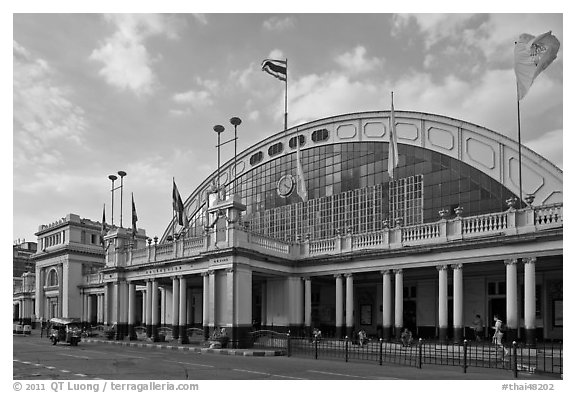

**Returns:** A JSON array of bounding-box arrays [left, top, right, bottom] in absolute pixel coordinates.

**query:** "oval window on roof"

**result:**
[[311, 128, 329, 143], [289, 135, 305, 149], [268, 142, 284, 157], [250, 151, 263, 166]]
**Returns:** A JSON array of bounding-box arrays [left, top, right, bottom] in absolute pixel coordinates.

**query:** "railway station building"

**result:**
[[30, 111, 562, 347]]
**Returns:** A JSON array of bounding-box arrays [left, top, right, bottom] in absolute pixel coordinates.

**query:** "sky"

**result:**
[[9, 8, 565, 245]]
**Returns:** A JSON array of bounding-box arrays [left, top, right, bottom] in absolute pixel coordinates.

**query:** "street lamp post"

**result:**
[[213, 125, 225, 194], [108, 171, 126, 227], [230, 117, 242, 193], [108, 175, 117, 227], [118, 171, 127, 227]]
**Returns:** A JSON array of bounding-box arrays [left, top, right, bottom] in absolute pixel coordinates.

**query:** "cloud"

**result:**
[[172, 90, 214, 108], [90, 14, 180, 96], [263, 16, 296, 31], [335, 46, 384, 75], [13, 40, 88, 172], [170, 77, 220, 113]]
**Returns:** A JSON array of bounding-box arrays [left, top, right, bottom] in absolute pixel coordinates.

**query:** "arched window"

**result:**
[[289, 135, 305, 149], [46, 269, 58, 287], [268, 142, 283, 157], [311, 128, 329, 142], [250, 151, 264, 166]]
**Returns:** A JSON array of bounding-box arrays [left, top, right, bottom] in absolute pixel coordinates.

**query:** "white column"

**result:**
[[119, 281, 128, 327], [304, 277, 312, 328], [179, 276, 187, 328], [87, 294, 94, 324], [334, 274, 343, 332], [523, 258, 537, 329], [394, 269, 403, 331], [226, 268, 235, 327], [151, 280, 159, 327], [202, 272, 210, 329], [128, 282, 136, 327], [103, 284, 110, 325], [345, 273, 354, 330], [505, 259, 518, 330], [438, 265, 448, 329], [452, 264, 463, 341], [146, 280, 152, 327], [113, 282, 120, 325], [82, 292, 88, 323], [208, 270, 216, 327], [382, 270, 392, 329], [172, 277, 180, 330]]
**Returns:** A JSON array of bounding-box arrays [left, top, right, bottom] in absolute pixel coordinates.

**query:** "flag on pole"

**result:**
[[388, 92, 399, 179], [296, 138, 308, 202], [172, 179, 189, 227], [514, 31, 560, 100], [131, 193, 138, 237], [100, 203, 107, 246], [261, 59, 287, 81]]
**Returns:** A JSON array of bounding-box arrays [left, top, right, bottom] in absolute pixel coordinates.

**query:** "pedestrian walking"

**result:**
[[471, 314, 483, 341], [492, 314, 508, 355]]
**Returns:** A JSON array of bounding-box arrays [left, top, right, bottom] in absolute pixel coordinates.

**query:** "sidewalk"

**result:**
[[81, 337, 286, 357]]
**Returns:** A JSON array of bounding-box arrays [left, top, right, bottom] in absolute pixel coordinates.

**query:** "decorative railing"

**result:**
[[309, 238, 337, 254], [118, 203, 562, 266], [154, 243, 173, 261], [462, 212, 508, 235], [246, 232, 290, 254], [184, 236, 204, 253], [352, 232, 384, 249], [534, 203, 563, 227], [402, 222, 441, 243]]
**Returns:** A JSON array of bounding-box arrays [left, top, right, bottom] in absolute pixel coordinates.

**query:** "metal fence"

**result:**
[[250, 332, 562, 378]]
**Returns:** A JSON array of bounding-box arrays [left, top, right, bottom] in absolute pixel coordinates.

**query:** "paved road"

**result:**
[[13, 334, 559, 381]]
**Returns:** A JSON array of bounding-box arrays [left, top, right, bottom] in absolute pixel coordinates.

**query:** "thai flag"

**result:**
[[261, 59, 287, 81]]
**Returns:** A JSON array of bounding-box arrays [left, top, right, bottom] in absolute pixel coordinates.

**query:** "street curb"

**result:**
[[83, 338, 285, 357]]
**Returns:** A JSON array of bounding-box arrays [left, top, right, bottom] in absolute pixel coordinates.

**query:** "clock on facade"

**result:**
[[276, 174, 295, 198]]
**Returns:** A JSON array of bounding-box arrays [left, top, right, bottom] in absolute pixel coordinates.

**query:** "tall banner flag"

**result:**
[[262, 58, 288, 130], [514, 31, 560, 100], [172, 179, 189, 227], [131, 193, 138, 237], [296, 138, 308, 202], [100, 203, 107, 247], [388, 92, 399, 179], [513, 31, 560, 208]]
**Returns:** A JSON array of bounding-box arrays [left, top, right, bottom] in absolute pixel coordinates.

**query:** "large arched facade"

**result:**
[[163, 111, 562, 242]]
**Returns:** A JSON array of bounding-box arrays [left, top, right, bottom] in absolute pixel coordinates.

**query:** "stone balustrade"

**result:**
[[119, 203, 562, 265]]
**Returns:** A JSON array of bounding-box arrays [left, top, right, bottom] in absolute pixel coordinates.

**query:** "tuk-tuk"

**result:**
[[48, 318, 82, 346]]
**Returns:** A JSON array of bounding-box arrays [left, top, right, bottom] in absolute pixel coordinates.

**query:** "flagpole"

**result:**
[[516, 92, 523, 208], [284, 58, 288, 131], [172, 177, 176, 241]]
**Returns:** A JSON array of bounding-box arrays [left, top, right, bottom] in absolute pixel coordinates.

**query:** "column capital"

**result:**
[[334, 273, 343, 279], [208, 270, 216, 276], [504, 258, 518, 266], [380, 270, 392, 276], [522, 257, 537, 265], [302, 276, 311, 281], [344, 273, 353, 278], [225, 267, 235, 274], [451, 264, 463, 270], [436, 265, 449, 271], [393, 269, 403, 275]]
